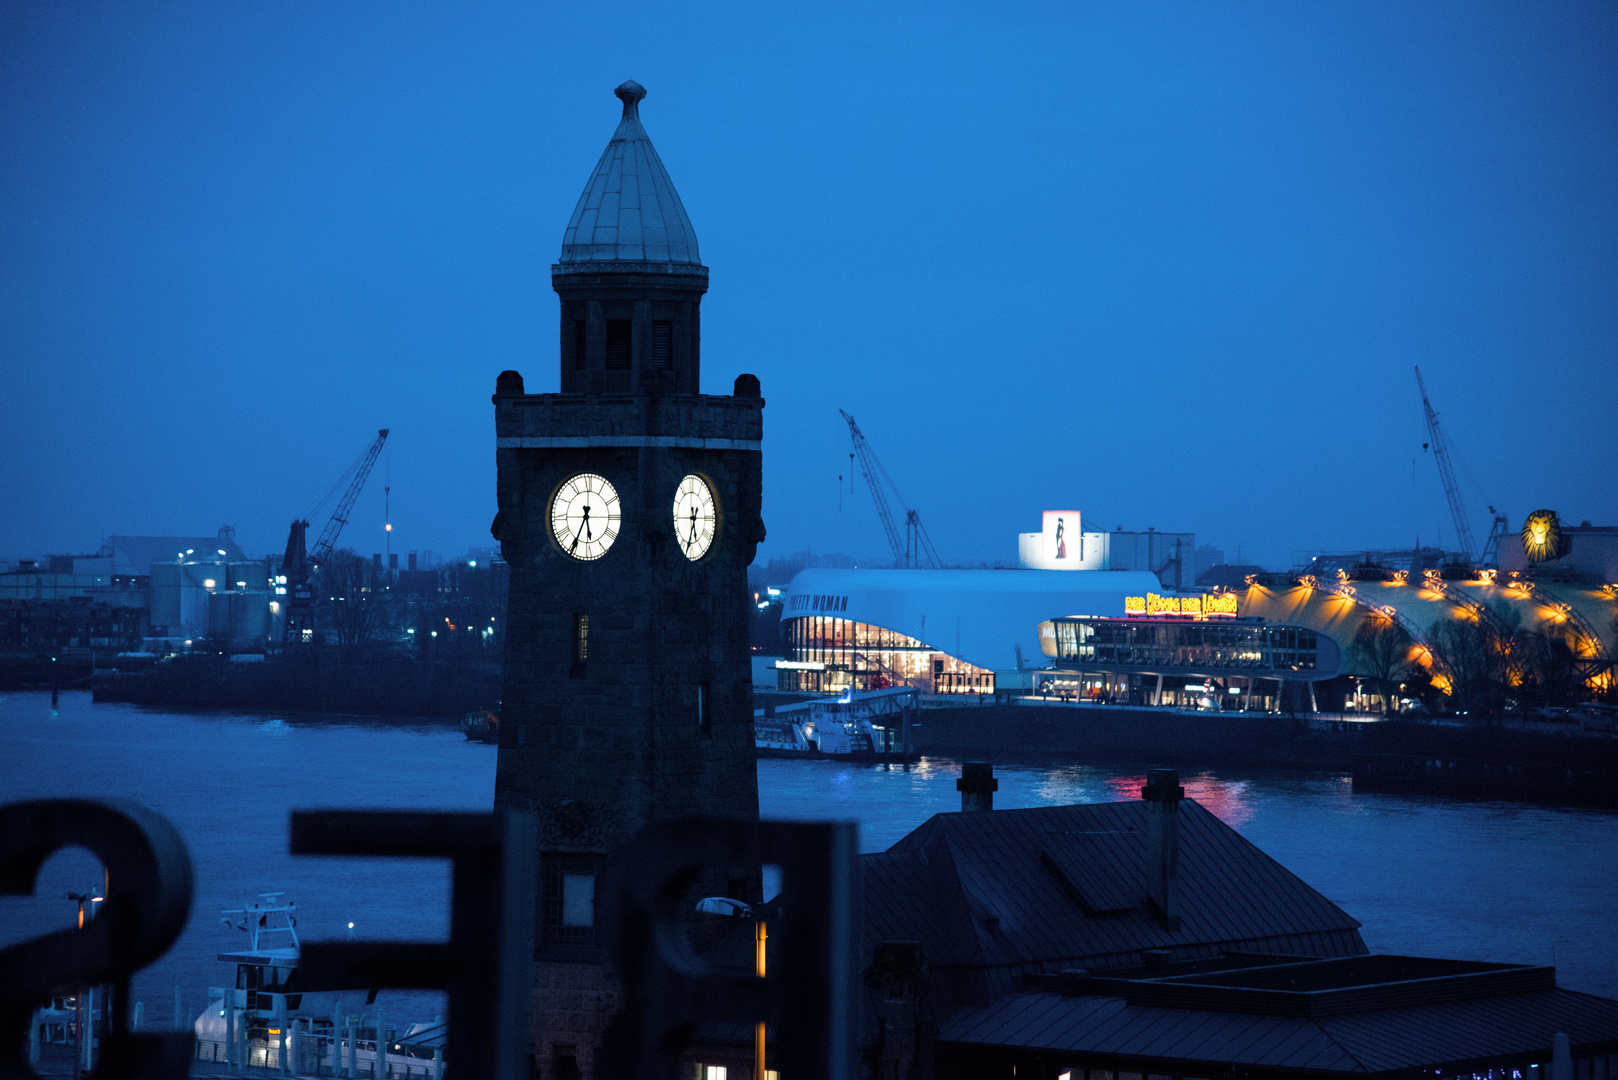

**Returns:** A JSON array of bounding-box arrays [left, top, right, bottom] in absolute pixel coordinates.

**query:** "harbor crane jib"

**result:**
[[280, 428, 389, 646], [1413, 367, 1505, 567], [840, 409, 941, 569]]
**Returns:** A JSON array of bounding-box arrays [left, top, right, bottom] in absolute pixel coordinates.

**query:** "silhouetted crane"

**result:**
[[280, 429, 389, 647], [1413, 368, 1509, 567], [840, 410, 941, 569]]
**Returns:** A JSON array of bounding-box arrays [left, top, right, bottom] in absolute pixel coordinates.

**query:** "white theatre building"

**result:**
[[776, 512, 1183, 695], [775, 512, 1348, 705]]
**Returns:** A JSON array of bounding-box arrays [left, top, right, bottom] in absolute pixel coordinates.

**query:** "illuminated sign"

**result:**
[[1148, 592, 1184, 615], [775, 660, 826, 671], [1124, 592, 1237, 617], [1042, 510, 1080, 563], [1522, 509, 1567, 563], [786, 593, 849, 613]]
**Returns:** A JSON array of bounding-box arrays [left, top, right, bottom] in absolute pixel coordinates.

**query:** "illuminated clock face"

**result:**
[[551, 473, 621, 561], [672, 474, 717, 561]]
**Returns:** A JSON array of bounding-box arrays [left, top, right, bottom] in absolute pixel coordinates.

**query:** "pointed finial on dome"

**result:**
[[557, 78, 701, 265], [615, 80, 646, 119]]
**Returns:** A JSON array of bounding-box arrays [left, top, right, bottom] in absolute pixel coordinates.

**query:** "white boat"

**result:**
[[195, 892, 447, 1077]]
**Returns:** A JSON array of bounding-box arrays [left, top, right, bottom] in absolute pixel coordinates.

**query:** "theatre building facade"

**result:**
[[775, 568, 1341, 705]]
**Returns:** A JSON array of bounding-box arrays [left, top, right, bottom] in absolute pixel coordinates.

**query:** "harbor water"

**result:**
[[2, 690, 1614, 1033]]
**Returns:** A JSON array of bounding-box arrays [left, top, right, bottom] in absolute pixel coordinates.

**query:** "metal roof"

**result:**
[[863, 800, 1366, 978], [558, 81, 702, 267], [104, 535, 250, 576], [940, 985, 1618, 1075]]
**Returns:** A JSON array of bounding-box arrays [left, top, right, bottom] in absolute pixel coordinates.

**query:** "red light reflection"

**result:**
[[1103, 773, 1253, 828]]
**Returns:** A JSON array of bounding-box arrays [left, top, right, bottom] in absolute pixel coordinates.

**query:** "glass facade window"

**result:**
[[779, 616, 993, 694], [1050, 617, 1320, 676]]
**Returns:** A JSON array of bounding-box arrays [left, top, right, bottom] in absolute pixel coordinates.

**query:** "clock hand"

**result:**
[[570, 530, 581, 553], [581, 504, 592, 541], [689, 507, 698, 544]]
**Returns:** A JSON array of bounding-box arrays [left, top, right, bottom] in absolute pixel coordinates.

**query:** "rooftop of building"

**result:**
[[864, 799, 1366, 1003], [943, 953, 1618, 1076], [557, 81, 703, 268]]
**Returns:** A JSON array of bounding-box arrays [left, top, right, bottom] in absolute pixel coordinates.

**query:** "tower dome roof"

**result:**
[[558, 81, 702, 266]]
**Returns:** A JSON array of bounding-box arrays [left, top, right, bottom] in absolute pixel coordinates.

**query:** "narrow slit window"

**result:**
[[651, 321, 673, 369], [698, 681, 712, 734], [572, 614, 588, 678], [605, 320, 632, 369], [573, 320, 588, 370]]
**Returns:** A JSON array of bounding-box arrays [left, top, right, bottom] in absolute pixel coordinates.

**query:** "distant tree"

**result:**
[[316, 549, 389, 655], [1427, 603, 1523, 721], [394, 561, 506, 663], [1347, 617, 1417, 715], [1514, 626, 1582, 709]]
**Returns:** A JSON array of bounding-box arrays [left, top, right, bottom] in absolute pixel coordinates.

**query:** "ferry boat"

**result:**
[[755, 686, 919, 762], [461, 708, 499, 743], [195, 893, 447, 1076]]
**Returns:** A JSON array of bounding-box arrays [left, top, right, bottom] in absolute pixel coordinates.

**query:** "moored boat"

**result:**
[[196, 893, 447, 1076], [461, 708, 499, 743], [755, 686, 919, 762]]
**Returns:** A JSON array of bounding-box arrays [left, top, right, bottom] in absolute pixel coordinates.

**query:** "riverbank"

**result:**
[[90, 654, 499, 718], [911, 701, 1618, 805]]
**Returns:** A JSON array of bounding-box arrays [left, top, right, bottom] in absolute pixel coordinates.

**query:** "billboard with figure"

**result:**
[[1042, 511, 1080, 563]]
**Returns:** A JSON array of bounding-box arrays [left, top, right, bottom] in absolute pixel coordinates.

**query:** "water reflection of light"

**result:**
[[1106, 774, 1146, 802], [1033, 764, 1114, 806], [1103, 772, 1254, 828]]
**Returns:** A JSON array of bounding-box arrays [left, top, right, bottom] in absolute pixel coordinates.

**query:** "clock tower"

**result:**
[[491, 81, 765, 1080]]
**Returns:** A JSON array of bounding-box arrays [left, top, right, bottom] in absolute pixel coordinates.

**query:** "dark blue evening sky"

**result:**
[[2, 2, 1614, 570]]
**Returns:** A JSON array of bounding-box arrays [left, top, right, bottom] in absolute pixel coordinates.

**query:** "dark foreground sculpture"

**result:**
[[0, 800, 857, 1080]]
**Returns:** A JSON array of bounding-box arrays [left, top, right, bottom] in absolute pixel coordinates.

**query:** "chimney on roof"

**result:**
[[1142, 767, 1184, 930], [957, 762, 998, 812]]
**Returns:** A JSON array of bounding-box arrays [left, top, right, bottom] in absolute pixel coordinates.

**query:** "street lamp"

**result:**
[[695, 895, 771, 1080], [65, 890, 103, 1078], [65, 891, 103, 929]]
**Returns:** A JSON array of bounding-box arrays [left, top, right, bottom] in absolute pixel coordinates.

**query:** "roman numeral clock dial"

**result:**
[[551, 473, 621, 561], [673, 474, 717, 561]]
